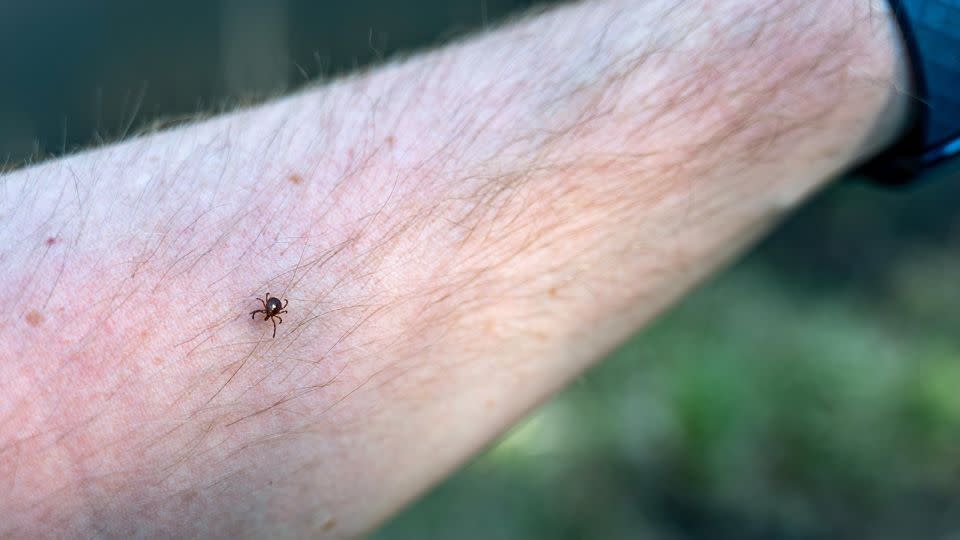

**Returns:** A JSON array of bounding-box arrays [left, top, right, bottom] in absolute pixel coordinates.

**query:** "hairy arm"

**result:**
[[0, 0, 908, 536]]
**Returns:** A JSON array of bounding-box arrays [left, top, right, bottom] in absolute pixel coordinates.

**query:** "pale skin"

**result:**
[[0, 0, 910, 537]]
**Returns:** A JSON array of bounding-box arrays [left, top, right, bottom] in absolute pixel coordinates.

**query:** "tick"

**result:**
[[250, 292, 288, 338]]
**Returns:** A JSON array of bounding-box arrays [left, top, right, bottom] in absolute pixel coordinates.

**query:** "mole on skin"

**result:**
[[25, 310, 45, 327]]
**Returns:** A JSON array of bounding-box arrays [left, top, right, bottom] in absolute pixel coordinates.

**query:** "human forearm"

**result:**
[[0, 0, 907, 536]]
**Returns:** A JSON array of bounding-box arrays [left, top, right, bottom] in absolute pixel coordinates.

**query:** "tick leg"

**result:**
[[275, 316, 283, 325], [281, 299, 288, 310], [271, 318, 277, 338], [250, 309, 264, 319]]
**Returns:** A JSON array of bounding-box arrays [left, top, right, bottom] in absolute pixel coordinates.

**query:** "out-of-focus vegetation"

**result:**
[[4, 2, 960, 538]]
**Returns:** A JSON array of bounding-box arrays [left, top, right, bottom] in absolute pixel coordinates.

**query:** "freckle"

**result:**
[[153, 356, 163, 366], [25, 310, 44, 327], [385, 135, 396, 148], [548, 287, 559, 297], [321, 518, 336, 532], [140, 329, 151, 339], [347, 148, 355, 160], [485, 399, 495, 410], [45, 237, 58, 246], [288, 173, 304, 185]]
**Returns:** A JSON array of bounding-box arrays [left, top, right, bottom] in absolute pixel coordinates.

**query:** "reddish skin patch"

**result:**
[[45, 237, 58, 246], [288, 173, 304, 185], [482, 320, 497, 335], [25, 310, 44, 327], [152, 356, 163, 366]]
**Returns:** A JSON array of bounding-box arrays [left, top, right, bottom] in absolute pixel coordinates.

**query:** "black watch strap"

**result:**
[[864, 0, 960, 184]]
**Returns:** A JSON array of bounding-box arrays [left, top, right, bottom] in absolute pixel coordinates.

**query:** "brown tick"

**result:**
[[250, 292, 288, 338]]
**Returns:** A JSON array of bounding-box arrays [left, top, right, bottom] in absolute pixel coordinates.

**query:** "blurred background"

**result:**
[[3, 1, 960, 538]]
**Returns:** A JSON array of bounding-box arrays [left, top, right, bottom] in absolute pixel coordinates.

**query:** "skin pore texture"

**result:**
[[0, 0, 909, 537]]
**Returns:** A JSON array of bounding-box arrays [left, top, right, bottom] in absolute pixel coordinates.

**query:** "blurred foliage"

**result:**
[[3, 2, 960, 539]]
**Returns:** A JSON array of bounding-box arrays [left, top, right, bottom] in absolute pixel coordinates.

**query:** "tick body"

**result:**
[[250, 292, 288, 338]]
